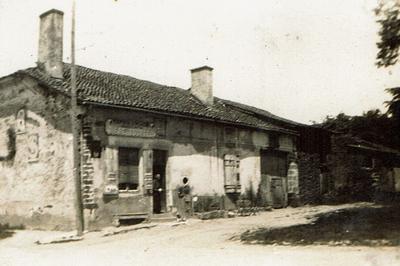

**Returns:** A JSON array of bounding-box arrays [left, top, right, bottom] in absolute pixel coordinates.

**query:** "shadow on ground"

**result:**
[[0, 225, 14, 240], [240, 205, 400, 246], [0, 223, 25, 240]]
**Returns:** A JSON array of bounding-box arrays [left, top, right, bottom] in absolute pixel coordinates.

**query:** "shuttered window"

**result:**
[[118, 147, 139, 190], [224, 154, 240, 189]]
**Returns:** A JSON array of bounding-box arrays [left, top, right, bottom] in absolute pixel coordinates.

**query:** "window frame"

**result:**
[[118, 147, 140, 192]]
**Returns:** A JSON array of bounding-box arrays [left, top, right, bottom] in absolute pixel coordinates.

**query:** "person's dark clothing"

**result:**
[[178, 183, 192, 219], [153, 178, 162, 213]]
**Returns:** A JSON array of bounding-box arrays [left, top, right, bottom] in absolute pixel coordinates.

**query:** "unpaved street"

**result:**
[[1, 203, 399, 266]]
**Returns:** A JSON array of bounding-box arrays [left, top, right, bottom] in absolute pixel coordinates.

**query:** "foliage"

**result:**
[[320, 109, 400, 148], [385, 87, 400, 121], [374, 1, 400, 146], [193, 195, 223, 212], [376, 0, 400, 67]]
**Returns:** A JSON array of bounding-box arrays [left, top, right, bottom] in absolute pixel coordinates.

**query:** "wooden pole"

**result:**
[[71, 0, 84, 236]]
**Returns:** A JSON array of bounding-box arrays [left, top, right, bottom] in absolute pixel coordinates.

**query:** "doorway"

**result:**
[[260, 150, 288, 208], [152, 150, 167, 214]]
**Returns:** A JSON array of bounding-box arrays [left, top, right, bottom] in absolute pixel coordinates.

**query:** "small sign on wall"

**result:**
[[27, 133, 39, 162], [104, 184, 119, 196]]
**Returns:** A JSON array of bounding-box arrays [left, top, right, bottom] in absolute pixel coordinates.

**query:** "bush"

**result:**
[[193, 195, 223, 212]]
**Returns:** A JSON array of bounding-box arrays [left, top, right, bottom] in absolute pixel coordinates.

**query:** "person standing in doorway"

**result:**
[[177, 177, 192, 221], [153, 174, 163, 213]]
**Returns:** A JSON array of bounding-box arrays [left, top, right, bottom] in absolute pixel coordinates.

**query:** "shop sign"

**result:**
[[105, 119, 157, 138]]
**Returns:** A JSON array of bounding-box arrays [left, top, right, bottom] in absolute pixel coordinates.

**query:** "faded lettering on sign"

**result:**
[[105, 119, 158, 138]]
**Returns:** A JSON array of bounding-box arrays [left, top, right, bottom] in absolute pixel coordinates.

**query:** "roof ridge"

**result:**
[[13, 63, 300, 134], [61, 62, 189, 93], [216, 97, 305, 126]]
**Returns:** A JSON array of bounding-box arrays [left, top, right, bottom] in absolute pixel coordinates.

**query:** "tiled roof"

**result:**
[[19, 63, 297, 134], [219, 98, 305, 127]]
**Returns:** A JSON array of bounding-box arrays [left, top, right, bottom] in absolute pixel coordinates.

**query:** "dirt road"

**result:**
[[1, 203, 399, 266]]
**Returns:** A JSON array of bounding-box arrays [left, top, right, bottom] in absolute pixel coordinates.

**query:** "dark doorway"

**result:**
[[260, 150, 288, 208], [153, 150, 167, 213]]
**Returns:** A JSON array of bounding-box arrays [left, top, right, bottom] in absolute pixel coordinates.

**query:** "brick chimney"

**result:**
[[190, 66, 214, 105], [38, 9, 64, 79]]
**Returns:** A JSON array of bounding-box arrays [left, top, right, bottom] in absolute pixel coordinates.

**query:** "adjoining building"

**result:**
[[0, 9, 321, 230], [325, 136, 400, 202]]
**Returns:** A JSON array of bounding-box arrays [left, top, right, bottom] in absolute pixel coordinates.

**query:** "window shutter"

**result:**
[[224, 154, 241, 193], [143, 149, 153, 194]]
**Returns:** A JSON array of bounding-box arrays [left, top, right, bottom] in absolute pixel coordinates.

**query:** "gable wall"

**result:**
[[0, 77, 75, 230]]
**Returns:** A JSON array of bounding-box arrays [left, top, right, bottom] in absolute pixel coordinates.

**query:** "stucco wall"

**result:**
[[83, 106, 296, 228], [0, 80, 297, 230], [0, 75, 298, 230], [87, 107, 274, 198], [0, 77, 75, 230]]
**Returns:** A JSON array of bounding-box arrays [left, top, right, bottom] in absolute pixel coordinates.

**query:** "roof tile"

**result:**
[[20, 63, 298, 134]]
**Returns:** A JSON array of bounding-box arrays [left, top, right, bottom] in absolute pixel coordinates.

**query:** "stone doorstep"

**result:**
[[150, 213, 177, 223]]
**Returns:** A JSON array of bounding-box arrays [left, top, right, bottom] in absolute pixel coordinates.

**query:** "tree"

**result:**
[[376, 0, 400, 67], [376, 1, 400, 139], [385, 87, 400, 120], [320, 2, 400, 148], [320, 109, 399, 148]]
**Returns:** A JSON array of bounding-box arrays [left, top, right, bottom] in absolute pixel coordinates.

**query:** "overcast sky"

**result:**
[[1, 0, 400, 124]]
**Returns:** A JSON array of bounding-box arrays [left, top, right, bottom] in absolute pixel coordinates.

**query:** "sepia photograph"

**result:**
[[0, 0, 400, 265]]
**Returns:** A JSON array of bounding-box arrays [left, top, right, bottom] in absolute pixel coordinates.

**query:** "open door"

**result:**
[[152, 150, 167, 213]]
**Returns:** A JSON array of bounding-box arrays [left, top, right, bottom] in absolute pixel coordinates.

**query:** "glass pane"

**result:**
[[118, 148, 139, 190]]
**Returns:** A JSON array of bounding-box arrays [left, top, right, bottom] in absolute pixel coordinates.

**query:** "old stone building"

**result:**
[[0, 9, 315, 230]]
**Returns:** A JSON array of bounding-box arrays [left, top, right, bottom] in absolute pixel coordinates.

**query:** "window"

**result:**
[[261, 150, 287, 177], [118, 147, 139, 190], [224, 127, 237, 148], [224, 154, 241, 193]]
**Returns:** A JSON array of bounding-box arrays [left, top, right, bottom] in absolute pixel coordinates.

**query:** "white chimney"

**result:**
[[38, 9, 64, 79], [190, 66, 214, 105]]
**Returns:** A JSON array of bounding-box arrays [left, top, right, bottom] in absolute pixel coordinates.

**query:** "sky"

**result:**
[[1, 0, 400, 124]]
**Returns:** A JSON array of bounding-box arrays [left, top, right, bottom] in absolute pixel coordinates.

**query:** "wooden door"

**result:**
[[260, 150, 288, 208]]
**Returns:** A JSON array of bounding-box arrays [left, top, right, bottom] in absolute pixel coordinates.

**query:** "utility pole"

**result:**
[[71, 0, 84, 236]]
